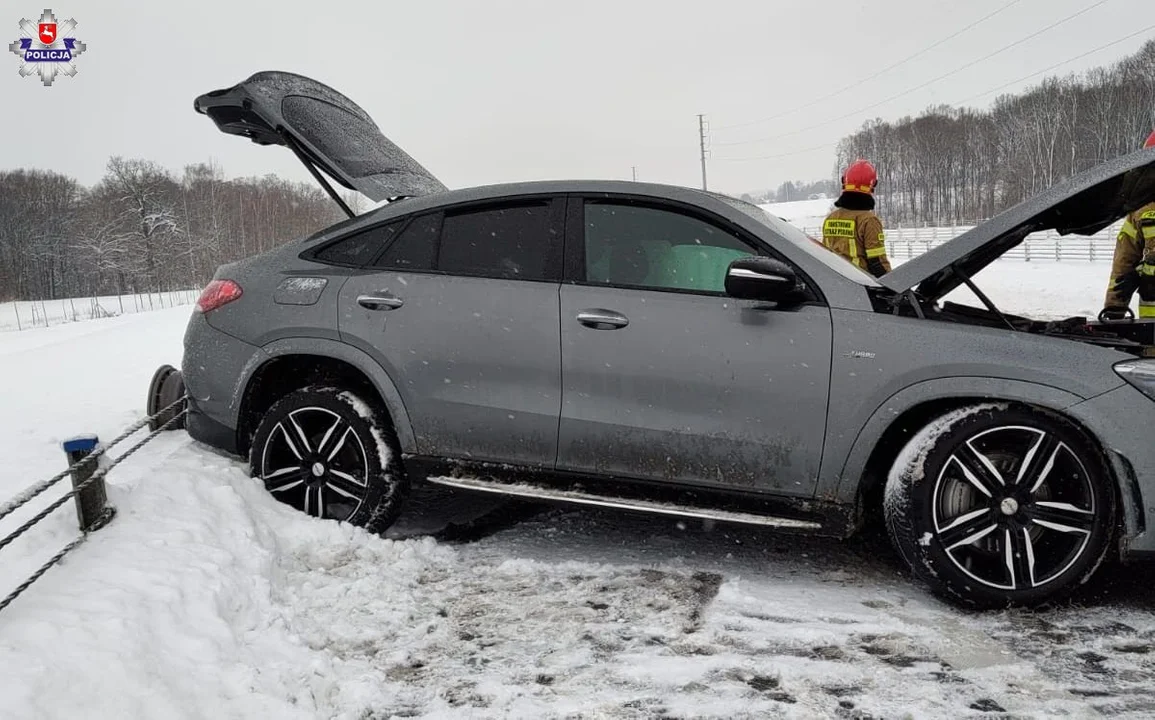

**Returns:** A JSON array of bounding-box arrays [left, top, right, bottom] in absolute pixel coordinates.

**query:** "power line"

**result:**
[[954, 21, 1155, 105], [714, 0, 1025, 133], [714, 141, 839, 163], [713, 20, 1155, 165], [715, 0, 1116, 149]]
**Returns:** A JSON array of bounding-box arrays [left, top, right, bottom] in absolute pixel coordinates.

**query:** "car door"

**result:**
[[557, 196, 833, 497], [338, 196, 565, 468]]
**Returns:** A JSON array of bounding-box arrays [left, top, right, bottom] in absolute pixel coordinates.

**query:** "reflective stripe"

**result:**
[[1122, 220, 1138, 240], [866, 246, 887, 258], [1140, 302, 1155, 318], [1143, 224, 1155, 241], [1139, 264, 1155, 277], [843, 183, 873, 193]]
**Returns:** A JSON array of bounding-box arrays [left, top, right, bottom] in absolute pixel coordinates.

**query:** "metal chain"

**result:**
[[0, 395, 187, 523], [0, 409, 187, 555], [0, 535, 86, 614]]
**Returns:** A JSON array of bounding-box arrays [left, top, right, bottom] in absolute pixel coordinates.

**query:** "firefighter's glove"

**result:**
[[1138, 260, 1155, 287], [1099, 305, 1133, 321], [1112, 269, 1142, 299]]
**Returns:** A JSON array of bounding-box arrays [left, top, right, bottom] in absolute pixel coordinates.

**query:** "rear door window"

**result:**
[[437, 200, 563, 281]]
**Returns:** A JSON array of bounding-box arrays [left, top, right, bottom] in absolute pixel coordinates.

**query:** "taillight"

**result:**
[[196, 279, 243, 313]]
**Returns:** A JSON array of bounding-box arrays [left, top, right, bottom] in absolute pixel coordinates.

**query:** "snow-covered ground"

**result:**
[[760, 198, 836, 230], [938, 260, 1112, 320], [2, 260, 1154, 719]]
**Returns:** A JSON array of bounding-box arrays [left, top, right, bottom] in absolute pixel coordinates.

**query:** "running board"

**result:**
[[425, 475, 824, 530]]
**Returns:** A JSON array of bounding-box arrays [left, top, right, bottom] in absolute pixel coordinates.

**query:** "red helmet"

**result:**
[[842, 159, 878, 194], [1146, 129, 1155, 149]]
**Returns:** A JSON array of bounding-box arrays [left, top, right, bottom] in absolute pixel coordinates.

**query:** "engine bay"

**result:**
[[936, 301, 1155, 354], [872, 285, 1155, 357]]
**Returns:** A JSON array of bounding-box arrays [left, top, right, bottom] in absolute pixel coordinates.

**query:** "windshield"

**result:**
[[712, 194, 881, 286]]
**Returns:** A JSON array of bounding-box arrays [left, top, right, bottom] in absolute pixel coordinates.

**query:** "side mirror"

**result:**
[[724, 256, 802, 302]]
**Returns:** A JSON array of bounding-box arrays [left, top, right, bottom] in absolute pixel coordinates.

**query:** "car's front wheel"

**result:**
[[884, 403, 1116, 609], [249, 386, 408, 533]]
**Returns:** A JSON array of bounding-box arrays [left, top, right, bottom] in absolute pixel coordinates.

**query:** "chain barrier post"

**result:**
[[62, 435, 115, 532]]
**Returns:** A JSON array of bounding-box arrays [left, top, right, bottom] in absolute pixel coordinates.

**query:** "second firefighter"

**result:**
[[1102, 130, 1155, 319]]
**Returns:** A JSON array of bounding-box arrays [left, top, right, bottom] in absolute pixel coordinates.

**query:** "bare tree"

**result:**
[[829, 39, 1155, 227], [2, 157, 346, 302], [102, 157, 183, 294], [0, 169, 80, 300], [70, 185, 139, 296]]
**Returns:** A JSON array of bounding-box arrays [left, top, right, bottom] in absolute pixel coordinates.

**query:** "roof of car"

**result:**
[[314, 180, 734, 239], [307, 180, 733, 244], [390, 179, 716, 209]]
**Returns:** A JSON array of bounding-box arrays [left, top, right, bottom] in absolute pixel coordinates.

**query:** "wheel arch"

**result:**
[[235, 337, 415, 457], [835, 378, 1141, 547]]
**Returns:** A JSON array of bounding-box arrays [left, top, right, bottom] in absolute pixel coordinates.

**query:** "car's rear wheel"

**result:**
[[884, 403, 1116, 609], [249, 386, 408, 533]]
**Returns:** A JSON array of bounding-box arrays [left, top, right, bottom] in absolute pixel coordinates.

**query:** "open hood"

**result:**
[[194, 71, 447, 207], [879, 147, 1155, 299]]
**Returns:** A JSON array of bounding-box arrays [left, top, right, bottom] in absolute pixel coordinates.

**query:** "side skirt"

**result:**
[[403, 456, 856, 538]]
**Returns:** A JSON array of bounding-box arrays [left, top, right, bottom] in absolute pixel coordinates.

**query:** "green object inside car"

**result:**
[[654, 245, 749, 291], [588, 240, 749, 292]]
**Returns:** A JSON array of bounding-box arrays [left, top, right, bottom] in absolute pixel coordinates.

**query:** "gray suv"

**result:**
[[173, 71, 1155, 609]]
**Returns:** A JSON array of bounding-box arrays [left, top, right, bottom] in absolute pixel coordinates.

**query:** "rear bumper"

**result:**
[[186, 397, 239, 456], [181, 310, 261, 457], [1066, 384, 1155, 554]]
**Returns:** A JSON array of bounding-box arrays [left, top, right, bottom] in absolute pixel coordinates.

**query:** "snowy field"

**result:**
[[0, 289, 200, 332], [761, 198, 837, 230], [2, 260, 1155, 719]]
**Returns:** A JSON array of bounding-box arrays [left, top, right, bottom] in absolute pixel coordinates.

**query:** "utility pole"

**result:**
[[698, 114, 708, 191], [631, 166, 637, 181]]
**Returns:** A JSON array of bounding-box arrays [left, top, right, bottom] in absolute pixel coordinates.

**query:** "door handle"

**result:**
[[576, 309, 629, 329], [357, 293, 404, 310]]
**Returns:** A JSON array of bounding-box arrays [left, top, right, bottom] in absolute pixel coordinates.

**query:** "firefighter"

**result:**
[[822, 159, 892, 277], [1101, 130, 1155, 320]]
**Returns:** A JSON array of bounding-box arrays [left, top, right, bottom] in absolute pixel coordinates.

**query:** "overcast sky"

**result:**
[[2, 0, 1152, 198]]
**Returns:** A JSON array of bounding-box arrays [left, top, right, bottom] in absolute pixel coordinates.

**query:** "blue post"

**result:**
[[62, 435, 114, 532]]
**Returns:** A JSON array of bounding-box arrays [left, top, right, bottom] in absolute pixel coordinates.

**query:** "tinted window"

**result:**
[[584, 202, 756, 293], [313, 222, 400, 266], [438, 201, 559, 281], [374, 213, 440, 270]]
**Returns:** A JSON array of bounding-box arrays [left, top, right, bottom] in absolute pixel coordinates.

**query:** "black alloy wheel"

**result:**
[[885, 404, 1115, 609], [249, 386, 408, 532]]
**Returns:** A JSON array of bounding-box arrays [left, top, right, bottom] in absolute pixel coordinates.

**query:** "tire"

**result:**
[[883, 402, 1116, 609], [147, 364, 187, 432], [248, 386, 409, 533]]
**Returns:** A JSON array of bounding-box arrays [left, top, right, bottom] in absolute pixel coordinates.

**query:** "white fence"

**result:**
[[799, 219, 1127, 263], [0, 290, 201, 332]]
